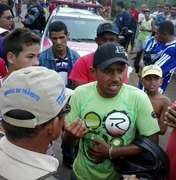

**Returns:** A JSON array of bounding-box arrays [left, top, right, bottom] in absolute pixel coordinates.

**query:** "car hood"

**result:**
[[67, 41, 97, 56]]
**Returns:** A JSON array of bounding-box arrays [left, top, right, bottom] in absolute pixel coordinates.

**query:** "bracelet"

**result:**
[[109, 146, 113, 160]]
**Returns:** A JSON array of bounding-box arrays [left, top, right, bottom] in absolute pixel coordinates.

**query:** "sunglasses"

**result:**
[[57, 104, 71, 117]]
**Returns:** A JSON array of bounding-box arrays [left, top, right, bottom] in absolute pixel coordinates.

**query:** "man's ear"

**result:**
[[95, 37, 98, 43], [90, 67, 97, 77], [45, 118, 57, 137], [140, 78, 144, 85], [6, 52, 16, 65], [67, 32, 70, 39]]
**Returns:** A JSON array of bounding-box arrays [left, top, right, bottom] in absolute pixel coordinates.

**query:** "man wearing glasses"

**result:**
[[0, 3, 13, 58], [0, 66, 73, 179]]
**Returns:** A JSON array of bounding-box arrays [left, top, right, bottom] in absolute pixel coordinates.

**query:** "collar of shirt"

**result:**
[[0, 136, 59, 172]]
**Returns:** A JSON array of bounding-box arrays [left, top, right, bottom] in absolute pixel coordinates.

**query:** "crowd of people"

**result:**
[[0, 0, 176, 180]]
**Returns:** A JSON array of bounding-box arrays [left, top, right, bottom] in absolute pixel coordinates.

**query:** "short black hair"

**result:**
[[131, 1, 136, 4], [49, 21, 68, 35], [2, 109, 54, 140], [164, 4, 171, 9], [0, 3, 12, 17], [3, 28, 40, 66], [116, 1, 124, 8], [158, 21, 174, 35]]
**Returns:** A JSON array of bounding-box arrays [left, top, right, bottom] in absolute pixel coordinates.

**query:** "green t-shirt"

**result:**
[[138, 19, 153, 42], [66, 82, 160, 180]]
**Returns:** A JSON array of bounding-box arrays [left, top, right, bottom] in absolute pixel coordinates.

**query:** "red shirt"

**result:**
[[128, 9, 140, 23], [69, 52, 128, 84], [49, 4, 55, 14], [166, 129, 176, 180], [106, 0, 112, 7], [0, 58, 7, 78]]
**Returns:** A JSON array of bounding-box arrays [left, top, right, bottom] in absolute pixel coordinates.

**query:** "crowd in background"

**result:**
[[0, 0, 176, 180]]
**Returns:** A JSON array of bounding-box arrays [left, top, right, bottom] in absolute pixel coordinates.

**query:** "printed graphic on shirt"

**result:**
[[104, 110, 130, 136], [55, 58, 68, 85], [82, 110, 130, 162], [84, 112, 101, 129]]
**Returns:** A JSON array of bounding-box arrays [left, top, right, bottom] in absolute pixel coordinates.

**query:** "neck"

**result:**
[[53, 48, 67, 59], [6, 67, 14, 78], [164, 36, 175, 44], [118, 9, 124, 14], [146, 91, 159, 97], [7, 134, 50, 154]]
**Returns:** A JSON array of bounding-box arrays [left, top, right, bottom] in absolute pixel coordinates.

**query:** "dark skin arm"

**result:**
[[88, 133, 158, 163], [164, 103, 176, 129], [158, 99, 171, 135], [63, 119, 93, 145]]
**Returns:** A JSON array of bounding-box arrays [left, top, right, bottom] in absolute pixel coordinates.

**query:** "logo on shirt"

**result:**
[[104, 110, 130, 136]]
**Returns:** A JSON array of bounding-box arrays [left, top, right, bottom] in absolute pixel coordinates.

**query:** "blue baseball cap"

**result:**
[[97, 22, 119, 36]]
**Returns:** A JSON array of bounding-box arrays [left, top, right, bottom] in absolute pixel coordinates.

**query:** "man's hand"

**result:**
[[164, 103, 176, 128], [64, 119, 93, 139], [88, 138, 110, 163]]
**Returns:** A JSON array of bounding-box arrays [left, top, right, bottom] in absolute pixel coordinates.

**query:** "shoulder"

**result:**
[[124, 11, 130, 16], [40, 47, 53, 56], [75, 53, 93, 64], [160, 95, 171, 104], [162, 41, 176, 54], [68, 48, 80, 58], [30, 5, 40, 12], [123, 84, 148, 98], [39, 47, 54, 62], [74, 82, 96, 94]]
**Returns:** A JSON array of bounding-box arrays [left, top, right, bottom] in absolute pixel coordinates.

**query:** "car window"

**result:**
[[50, 16, 104, 41]]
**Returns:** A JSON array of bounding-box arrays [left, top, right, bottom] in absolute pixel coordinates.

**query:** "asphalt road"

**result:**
[[13, 4, 176, 180]]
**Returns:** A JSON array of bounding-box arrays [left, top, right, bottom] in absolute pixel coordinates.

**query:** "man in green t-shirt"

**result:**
[[63, 43, 159, 180]]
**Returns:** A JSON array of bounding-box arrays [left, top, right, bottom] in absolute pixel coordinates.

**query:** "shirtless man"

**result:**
[[141, 65, 171, 134]]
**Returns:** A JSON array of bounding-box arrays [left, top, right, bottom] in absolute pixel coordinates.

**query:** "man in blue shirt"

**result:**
[[115, 1, 133, 51], [139, 21, 176, 93], [21, 0, 46, 36], [39, 21, 80, 89], [0, 4, 13, 58]]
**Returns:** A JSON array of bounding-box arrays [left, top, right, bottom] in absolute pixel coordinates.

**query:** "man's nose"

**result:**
[[33, 59, 39, 66]]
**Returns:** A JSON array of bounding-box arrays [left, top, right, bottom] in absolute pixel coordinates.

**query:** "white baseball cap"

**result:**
[[0, 66, 73, 128], [142, 65, 162, 78]]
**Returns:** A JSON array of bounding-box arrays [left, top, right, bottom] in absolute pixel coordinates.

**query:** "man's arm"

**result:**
[[21, 6, 40, 26], [123, 12, 132, 27], [164, 102, 176, 128], [158, 98, 171, 135], [63, 119, 93, 145], [88, 133, 158, 163]]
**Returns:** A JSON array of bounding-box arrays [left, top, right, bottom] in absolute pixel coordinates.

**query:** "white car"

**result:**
[[40, 0, 106, 56]]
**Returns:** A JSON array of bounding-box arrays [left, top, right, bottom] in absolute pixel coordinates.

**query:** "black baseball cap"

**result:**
[[93, 43, 129, 70], [96, 22, 119, 37]]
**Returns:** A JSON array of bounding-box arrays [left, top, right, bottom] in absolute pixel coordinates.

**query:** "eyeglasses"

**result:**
[[1, 16, 13, 20], [57, 104, 71, 117]]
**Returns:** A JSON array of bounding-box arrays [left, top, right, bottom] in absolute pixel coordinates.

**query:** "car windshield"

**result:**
[[50, 16, 104, 41]]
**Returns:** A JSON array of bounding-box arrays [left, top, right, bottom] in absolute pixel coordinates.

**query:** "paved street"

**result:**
[[13, 4, 176, 180]]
